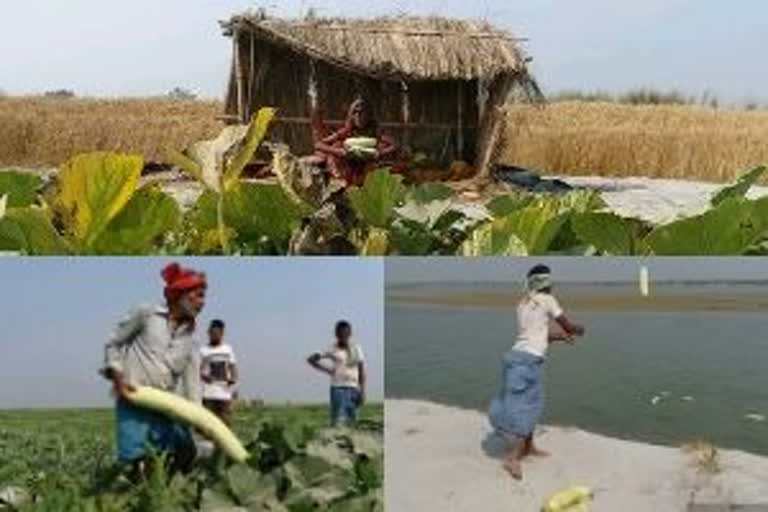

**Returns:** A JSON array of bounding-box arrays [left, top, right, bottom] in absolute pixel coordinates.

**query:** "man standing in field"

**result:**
[[100, 262, 206, 481], [200, 319, 238, 426], [307, 320, 367, 427]]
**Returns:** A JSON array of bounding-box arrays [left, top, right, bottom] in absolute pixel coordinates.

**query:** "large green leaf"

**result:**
[[459, 221, 528, 256], [0, 172, 42, 207], [711, 165, 766, 206], [406, 183, 453, 204], [284, 456, 351, 495], [328, 494, 382, 512], [554, 189, 607, 213], [90, 186, 180, 255], [491, 200, 569, 254], [572, 212, 651, 255], [55, 152, 143, 246], [0, 208, 71, 255], [347, 169, 406, 229], [226, 465, 280, 507], [389, 221, 436, 255], [742, 196, 768, 252], [226, 183, 307, 254], [645, 198, 765, 255], [186, 184, 306, 254], [485, 194, 533, 218], [394, 199, 453, 230]]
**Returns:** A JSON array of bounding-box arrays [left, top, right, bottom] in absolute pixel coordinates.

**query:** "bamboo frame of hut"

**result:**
[[220, 14, 543, 176]]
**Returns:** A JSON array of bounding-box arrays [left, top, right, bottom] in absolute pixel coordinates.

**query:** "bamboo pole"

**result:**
[[401, 80, 411, 155], [457, 81, 464, 160], [234, 30, 245, 123], [475, 75, 513, 178], [308, 60, 318, 113], [247, 33, 255, 121]]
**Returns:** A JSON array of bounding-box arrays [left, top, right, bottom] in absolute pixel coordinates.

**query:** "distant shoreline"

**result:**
[[388, 279, 768, 288], [387, 286, 768, 313]]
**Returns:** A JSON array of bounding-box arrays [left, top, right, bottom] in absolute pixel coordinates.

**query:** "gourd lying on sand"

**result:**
[[125, 386, 249, 463], [542, 486, 593, 512]]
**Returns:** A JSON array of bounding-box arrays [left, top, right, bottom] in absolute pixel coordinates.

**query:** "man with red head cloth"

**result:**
[[101, 262, 207, 481]]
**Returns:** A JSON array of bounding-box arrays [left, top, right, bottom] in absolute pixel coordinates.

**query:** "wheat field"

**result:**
[[0, 97, 221, 166], [501, 102, 768, 182], [2, 97, 767, 183]]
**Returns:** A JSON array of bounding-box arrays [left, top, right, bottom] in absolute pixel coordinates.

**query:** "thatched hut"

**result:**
[[220, 12, 542, 175]]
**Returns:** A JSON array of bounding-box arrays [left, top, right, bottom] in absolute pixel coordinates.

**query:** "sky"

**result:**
[[386, 257, 768, 284], [1, 0, 766, 103], [0, 258, 383, 409]]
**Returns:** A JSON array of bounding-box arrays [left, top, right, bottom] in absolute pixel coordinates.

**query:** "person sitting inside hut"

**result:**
[[310, 98, 397, 186]]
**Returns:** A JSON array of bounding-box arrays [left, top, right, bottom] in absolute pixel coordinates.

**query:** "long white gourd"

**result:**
[[125, 386, 249, 463], [344, 137, 377, 149]]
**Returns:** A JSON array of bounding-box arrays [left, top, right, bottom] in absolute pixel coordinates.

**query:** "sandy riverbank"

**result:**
[[385, 400, 768, 512]]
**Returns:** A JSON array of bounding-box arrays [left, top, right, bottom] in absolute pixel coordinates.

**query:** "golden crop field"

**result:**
[[2, 96, 767, 183], [501, 101, 768, 183], [0, 97, 221, 167]]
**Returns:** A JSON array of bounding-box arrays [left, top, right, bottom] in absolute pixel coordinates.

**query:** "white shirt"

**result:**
[[323, 344, 365, 389], [512, 293, 564, 358], [200, 343, 237, 401]]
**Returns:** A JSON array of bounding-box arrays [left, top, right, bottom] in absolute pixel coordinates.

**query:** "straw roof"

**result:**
[[221, 13, 528, 81]]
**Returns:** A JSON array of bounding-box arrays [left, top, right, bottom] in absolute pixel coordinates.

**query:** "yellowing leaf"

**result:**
[[55, 152, 143, 246], [361, 228, 390, 255], [186, 125, 249, 192], [197, 227, 237, 254], [223, 107, 277, 191], [165, 148, 204, 184]]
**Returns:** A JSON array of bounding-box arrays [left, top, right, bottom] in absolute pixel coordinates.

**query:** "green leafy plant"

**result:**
[[711, 165, 766, 206], [571, 212, 651, 255], [645, 197, 768, 255], [0, 405, 383, 511], [0, 171, 42, 208], [0, 154, 180, 255], [347, 169, 407, 255], [168, 107, 277, 253]]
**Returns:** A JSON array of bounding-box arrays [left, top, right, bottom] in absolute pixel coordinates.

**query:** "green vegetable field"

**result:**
[[0, 404, 383, 511]]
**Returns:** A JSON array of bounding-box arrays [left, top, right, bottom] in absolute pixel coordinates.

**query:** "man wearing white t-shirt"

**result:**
[[200, 319, 238, 425], [489, 264, 585, 480], [307, 320, 367, 426]]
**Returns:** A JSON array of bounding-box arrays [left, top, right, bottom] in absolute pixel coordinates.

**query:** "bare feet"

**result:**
[[523, 445, 550, 458], [502, 458, 523, 480]]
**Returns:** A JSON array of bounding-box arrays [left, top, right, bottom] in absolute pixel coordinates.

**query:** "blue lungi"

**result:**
[[115, 399, 194, 464], [488, 349, 545, 439]]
